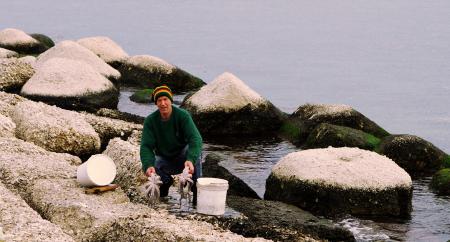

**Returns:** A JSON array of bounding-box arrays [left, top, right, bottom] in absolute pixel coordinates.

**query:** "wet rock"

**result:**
[[181, 72, 286, 137], [226, 195, 355, 242], [282, 103, 389, 145], [77, 36, 128, 67], [430, 168, 450, 195], [80, 112, 142, 148], [203, 153, 260, 199], [130, 88, 153, 103], [21, 57, 119, 111], [0, 47, 19, 58], [0, 58, 35, 92], [0, 182, 74, 242], [378, 134, 447, 176], [304, 123, 381, 150], [29, 33, 55, 50], [0, 28, 46, 54], [11, 100, 100, 156], [265, 147, 412, 218], [117, 54, 205, 93], [95, 107, 145, 124], [0, 137, 77, 193], [36, 40, 120, 81], [0, 113, 15, 137]]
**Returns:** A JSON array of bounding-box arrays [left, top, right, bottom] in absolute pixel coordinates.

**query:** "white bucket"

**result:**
[[196, 177, 229, 215], [77, 154, 116, 187]]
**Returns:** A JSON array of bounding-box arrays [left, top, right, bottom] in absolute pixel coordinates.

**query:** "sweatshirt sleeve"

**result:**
[[181, 112, 203, 164], [140, 118, 156, 172]]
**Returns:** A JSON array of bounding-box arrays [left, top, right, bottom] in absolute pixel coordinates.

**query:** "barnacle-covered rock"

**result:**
[[80, 112, 142, 148], [117, 54, 205, 93], [0, 47, 19, 58], [0, 91, 27, 117], [0, 28, 45, 54], [11, 100, 100, 156], [0, 58, 34, 92], [378, 134, 448, 175], [21, 57, 119, 111], [0, 182, 74, 242], [77, 36, 128, 67], [182, 72, 286, 137], [36, 40, 120, 80], [265, 147, 412, 218], [0, 113, 15, 137], [282, 103, 389, 145]]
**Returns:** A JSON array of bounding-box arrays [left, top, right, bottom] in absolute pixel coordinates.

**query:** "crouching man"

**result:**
[[140, 85, 203, 204]]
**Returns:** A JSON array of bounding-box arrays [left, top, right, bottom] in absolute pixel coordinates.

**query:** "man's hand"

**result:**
[[184, 161, 194, 174], [145, 167, 156, 177]]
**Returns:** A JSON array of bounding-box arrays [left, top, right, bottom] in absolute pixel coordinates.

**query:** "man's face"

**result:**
[[156, 96, 172, 116]]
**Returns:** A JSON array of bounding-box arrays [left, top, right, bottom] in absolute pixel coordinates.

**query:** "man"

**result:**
[[140, 85, 203, 204]]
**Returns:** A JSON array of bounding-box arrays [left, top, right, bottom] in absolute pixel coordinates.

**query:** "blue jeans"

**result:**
[[154, 146, 202, 198]]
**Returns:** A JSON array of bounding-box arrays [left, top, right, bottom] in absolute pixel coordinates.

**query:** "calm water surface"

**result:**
[[1, 1, 450, 241]]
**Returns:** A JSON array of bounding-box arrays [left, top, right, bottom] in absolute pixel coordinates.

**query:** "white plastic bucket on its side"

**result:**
[[77, 154, 116, 187], [196, 177, 229, 215]]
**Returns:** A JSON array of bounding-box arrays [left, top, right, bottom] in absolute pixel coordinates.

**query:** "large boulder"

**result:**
[[282, 103, 389, 145], [203, 153, 260, 199], [36, 40, 120, 81], [265, 147, 412, 218], [0, 113, 15, 137], [80, 112, 142, 148], [21, 57, 119, 111], [95, 108, 145, 124], [0, 182, 74, 242], [117, 55, 205, 93], [0, 58, 35, 92], [29, 33, 55, 50], [0, 28, 46, 54], [0, 47, 19, 58], [304, 123, 381, 150], [77, 36, 128, 67], [378, 134, 447, 175], [181, 72, 286, 137], [11, 100, 100, 156]]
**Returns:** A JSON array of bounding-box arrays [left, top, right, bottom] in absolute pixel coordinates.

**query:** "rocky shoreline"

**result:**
[[1, 27, 449, 241]]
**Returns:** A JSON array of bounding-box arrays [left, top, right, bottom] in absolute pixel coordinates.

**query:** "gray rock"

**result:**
[[0, 28, 45, 54], [77, 36, 128, 66], [21, 57, 119, 111], [0, 58, 35, 92], [282, 103, 389, 145], [0, 182, 74, 242], [0, 91, 28, 117], [181, 72, 286, 137], [265, 147, 412, 218], [80, 111, 142, 148], [0, 137, 77, 193], [304, 123, 381, 150], [0, 47, 19, 58], [117, 55, 205, 93], [0, 113, 15, 137], [378, 134, 448, 176], [11, 100, 100, 156]]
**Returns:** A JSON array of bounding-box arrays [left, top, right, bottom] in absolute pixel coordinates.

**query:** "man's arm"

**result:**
[[140, 119, 156, 174]]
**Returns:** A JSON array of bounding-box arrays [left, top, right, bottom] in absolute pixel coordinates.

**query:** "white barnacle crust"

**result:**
[[272, 147, 411, 190], [186, 72, 266, 112], [77, 36, 128, 63], [0, 28, 38, 46], [127, 55, 175, 74]]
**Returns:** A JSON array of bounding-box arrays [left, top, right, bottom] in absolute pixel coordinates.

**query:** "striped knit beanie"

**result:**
[[152, 85, 173, 104]]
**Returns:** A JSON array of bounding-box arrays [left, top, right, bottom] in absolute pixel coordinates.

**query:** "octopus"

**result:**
[[177, 167, 194, 207], [143, 173, 162, 205]]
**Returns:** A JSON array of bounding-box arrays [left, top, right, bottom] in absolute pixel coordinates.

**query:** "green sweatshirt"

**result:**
[[140, 106, 202, 172]]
